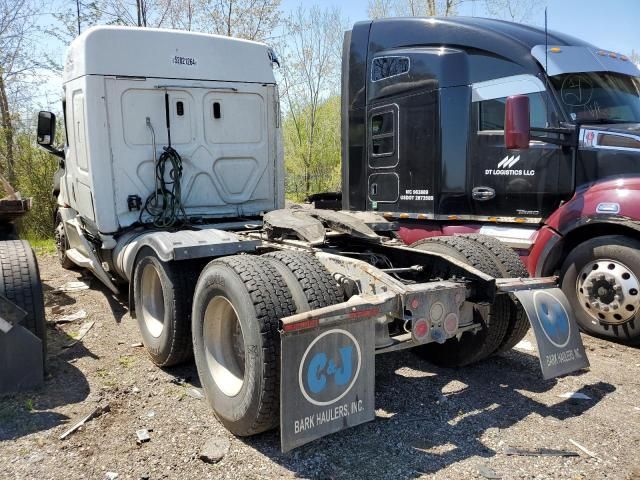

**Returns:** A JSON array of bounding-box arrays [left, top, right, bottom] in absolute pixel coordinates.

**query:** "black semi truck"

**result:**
[[336, 16, 640, 344]]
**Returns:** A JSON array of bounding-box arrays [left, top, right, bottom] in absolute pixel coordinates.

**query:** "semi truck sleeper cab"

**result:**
[[339, 17, 640, 344]]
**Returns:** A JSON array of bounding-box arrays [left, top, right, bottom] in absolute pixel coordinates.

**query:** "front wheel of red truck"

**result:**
[[561, 235, 640, 345]]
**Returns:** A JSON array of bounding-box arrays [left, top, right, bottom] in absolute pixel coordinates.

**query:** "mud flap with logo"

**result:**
[[280, 317, 376, 452], [513, 288, 589, 379]]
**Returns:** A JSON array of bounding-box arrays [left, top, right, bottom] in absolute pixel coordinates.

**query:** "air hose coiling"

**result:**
[[140, 146, 188, 228]]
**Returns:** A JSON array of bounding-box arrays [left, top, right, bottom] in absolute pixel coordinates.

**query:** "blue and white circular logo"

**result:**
[[298, 329, 361, 406], [533, 290, 571, 348]]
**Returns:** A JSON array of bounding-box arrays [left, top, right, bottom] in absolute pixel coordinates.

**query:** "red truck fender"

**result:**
[[530, 177, 640, 277]]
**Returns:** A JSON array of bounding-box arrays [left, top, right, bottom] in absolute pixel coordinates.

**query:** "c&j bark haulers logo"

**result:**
[[485, 155, 535, 176], [280, 319, 375, 451], [297, 329, 363, 426], [533, 290, 571, 348]]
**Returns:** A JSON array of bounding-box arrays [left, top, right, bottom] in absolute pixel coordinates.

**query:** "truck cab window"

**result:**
[[62, 98, 69, 146], [371, 56, 410, 82], [549, 72, 640, 123], [370, 110, 395, 156], [478, 92, 548, 131]]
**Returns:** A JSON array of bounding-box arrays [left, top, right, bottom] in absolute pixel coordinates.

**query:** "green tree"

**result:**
[[13, 130, 59, 239], [0, 0, 39, 184], [368, 0, 461, 18], [277, 5, 346, 199], [195, 0, 281, 40], [368, 0, 545, 22], [283, 96, 341, 201]]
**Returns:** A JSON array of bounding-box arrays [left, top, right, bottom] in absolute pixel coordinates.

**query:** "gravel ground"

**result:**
[[1, 251, 640, 480]]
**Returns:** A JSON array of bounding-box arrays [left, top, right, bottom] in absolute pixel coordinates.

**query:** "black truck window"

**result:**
[[370, 111, 395, 156], [371, 56, 410, 82], [549, 72, 640, 123], [479, 92, 547, 131], [62, 98, 69, 146]]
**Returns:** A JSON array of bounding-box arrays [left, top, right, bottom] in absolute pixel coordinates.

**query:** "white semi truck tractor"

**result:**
[[37, 26, 589, 451]]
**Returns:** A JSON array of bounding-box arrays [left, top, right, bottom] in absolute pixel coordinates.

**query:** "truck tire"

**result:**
[[561, 235, 640, 345], [191, 255, 296, 436], [54, 212, 75, 270], [262, 251, 343, 312], [0, 240, 46, 361], [409, 236, 510, 366], [459, 234, 530, 354], [133, 248, 198, 366]]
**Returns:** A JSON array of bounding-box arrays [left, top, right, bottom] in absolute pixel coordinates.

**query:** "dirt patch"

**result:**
[[1, 252, 640, 479]]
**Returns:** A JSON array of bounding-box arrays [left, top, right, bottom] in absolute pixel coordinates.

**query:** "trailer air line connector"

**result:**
[[140, 90, 188, 228]]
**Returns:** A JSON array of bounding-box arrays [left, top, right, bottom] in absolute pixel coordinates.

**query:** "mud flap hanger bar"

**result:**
[[495, 276, 559, 292], [281, 292, 398, 332]]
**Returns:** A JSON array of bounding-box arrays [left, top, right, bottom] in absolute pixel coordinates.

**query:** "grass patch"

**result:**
[[24, 398, 34, 411], [118, 355, 136, 368], [27, 237, 56, 255], [102, 377, 117, 388]]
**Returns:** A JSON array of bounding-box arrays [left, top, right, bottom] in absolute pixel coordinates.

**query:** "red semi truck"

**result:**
[[333, 17, 640, 345]]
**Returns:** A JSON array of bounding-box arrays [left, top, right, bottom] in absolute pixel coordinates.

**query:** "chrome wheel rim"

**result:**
[[140, 263, 165, 338], [577, 259, 640, 324], [55, 220, 66, 257], [203, 296, 246, 397]]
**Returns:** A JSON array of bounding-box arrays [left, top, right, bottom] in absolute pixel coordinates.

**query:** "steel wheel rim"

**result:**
[[577, 259, 640, 324], [203, 295, 246, 397], [140, 263, 165, 338], [55, 220, 66, 257]]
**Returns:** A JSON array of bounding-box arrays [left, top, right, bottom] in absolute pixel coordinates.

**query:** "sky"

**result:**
[[32, 0, 640, 111], [279, 0, 639, 56]]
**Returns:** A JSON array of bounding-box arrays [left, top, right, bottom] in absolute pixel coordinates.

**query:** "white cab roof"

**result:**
[[63, 26, 275, 84]]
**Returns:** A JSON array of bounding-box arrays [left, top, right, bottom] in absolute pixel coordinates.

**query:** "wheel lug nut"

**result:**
[[608, 278, 616, 285], [614, 284, 622, 291], [612, 303, 619, 310], [602, 305, 610, 312], [591, 301, 600, 309], [614, 295, 622, 302], [597, 274, 605, 281]]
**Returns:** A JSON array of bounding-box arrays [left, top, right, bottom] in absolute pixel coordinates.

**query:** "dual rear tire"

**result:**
[[191, 252, 342, 436], [133, 249, 342, 435], [410, 235, 528, 367]]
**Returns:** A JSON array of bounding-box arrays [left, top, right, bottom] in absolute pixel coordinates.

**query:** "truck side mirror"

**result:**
[[36, 111, 56, 147], [505, 95, 530, 150]]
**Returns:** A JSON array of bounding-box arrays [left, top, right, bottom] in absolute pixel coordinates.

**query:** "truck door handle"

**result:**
[[472, 186, 495, 201]]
